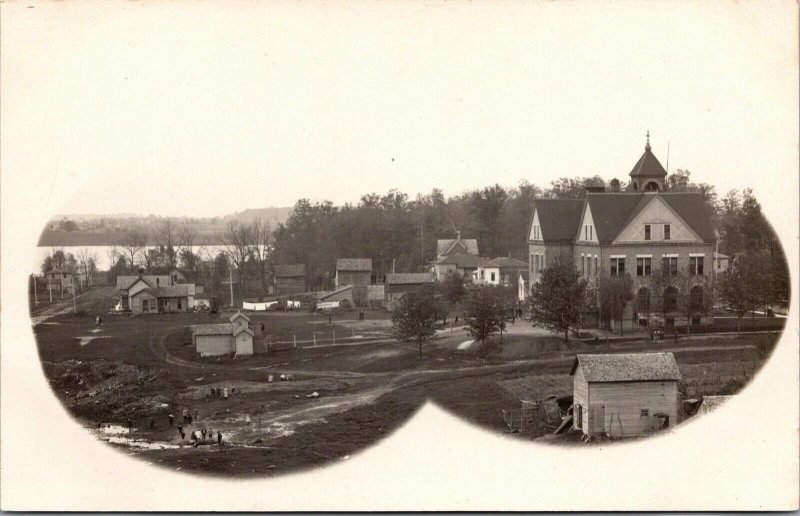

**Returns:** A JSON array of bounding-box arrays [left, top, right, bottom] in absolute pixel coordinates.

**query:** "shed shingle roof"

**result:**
[[436, 238, 479, 256], [385, 272, 435, 285], [336, 258, 373, 271], [274, 264, 306, 277], [570, 352, 682, 382], [191, 323, 234, 335]]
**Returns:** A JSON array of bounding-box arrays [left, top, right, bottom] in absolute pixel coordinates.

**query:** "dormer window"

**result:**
[[644, 224, 651, 240]]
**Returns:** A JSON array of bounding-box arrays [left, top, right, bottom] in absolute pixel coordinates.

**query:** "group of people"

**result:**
[[167, 408, 224, 446], [209, 386, 233, 399]]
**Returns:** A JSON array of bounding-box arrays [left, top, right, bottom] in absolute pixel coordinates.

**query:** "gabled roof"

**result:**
[[433, 252, 487, 268], [570, 352, 682, 382], [436, 238, 479, 257], [485, 257, 528, 268], [530, 199, 585, 242], [629, 146, 668, 179], [385, 272, 435, 285], [233, 326, 255, 338], [659, 193, 716, 242], [274, 264, 306, 277], [586, 194, 646, 243], [336, 258, 373, 272], [191, 323, 234, 335], [229, 311, 250, 323]]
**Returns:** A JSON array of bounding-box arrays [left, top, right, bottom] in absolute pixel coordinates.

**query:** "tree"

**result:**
[[528, 256, 587, 341], [76, 248, 98, 287], [391, 292, 442, 359], [599, 272, 634, 335], [465, 285, 505, 347], [720, 254, 766, 332], [248, 218, 273, 296], [220, 221, 251, 297], [441, 271, 467, 306], [119, 228, 148, 268]]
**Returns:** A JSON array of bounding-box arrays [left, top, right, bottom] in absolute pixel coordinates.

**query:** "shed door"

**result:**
[[591, 405, 605, 433]]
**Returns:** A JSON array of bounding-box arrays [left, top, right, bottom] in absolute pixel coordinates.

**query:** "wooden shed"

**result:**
[[384, 273, 435, 303], [274, 264, 307, 295], [570, 352, 681, 438]]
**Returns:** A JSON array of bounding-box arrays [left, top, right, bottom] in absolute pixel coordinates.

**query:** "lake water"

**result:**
[[33, 245, 230, 274]]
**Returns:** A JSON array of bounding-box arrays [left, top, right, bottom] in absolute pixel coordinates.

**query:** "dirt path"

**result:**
[[148, 325, 760, 442]]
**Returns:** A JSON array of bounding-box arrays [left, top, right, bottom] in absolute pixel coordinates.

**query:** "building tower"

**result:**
[[629, 130, 668, 192]]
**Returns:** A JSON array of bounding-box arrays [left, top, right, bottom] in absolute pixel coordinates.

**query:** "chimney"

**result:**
[[456, 230, 461, 241], [138, 267, 144, 278]]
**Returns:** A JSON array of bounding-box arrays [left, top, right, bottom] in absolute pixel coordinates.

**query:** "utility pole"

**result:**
[[32, 274, 39, 305], [228, 266, 234, 307]]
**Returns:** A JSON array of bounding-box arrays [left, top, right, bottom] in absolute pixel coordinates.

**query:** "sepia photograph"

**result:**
[[2, 0, 798, 511]]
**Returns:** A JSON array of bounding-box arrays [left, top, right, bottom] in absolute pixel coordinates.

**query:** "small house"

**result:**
[[192, 312, 253, 357], [476, 256, 528, 286], [384, 272, 436, 303], [571, 352, 681, 438], [436, 232, 479, 261], [129, 285, 195, 315], [431, 252, 486, 282], [45, 268, 78, 297], [274, 264, 306, 295]]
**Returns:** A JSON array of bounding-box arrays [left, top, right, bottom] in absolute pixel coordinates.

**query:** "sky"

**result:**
[[2, 1, 797, 221]]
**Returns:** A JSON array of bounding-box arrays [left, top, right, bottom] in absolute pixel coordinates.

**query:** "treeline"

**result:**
[[270, 170, 783, 291], [37, 208, 291, 247]]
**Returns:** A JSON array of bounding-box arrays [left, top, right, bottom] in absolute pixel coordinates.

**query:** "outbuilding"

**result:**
[[192, 311, 253, 357], [570, 352, 681, 438]]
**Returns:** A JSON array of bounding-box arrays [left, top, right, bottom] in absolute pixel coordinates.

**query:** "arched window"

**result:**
[[690, 285, 704, 313], [644, 181, 660, 192], [636, 287, 651, 313], [663, 286, 678, 312], [632, 182, 639, 191]]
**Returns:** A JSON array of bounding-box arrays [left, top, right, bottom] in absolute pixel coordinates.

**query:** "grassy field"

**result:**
[[32, 296, 783, 476]]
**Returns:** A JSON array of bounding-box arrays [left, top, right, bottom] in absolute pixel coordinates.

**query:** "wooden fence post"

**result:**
[[333, 331, 336, 344], [293, 334, 297, 349], [313, 333, 316, 346]]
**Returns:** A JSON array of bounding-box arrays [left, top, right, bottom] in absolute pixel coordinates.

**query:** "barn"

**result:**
[[274, 264, 307, 295], [571, 352, 681, 438]]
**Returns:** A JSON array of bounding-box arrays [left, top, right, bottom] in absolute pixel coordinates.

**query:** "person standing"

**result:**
[[182, 408, 188, 424], [168, 413, 174, 427], [217, 431, 222, 446], [177, 423, 183, 437], [223, 388, 228, 399]]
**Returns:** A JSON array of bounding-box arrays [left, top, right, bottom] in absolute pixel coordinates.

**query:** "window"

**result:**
[[156, 278, 160, 287], [590, 226, 593, 240], [576, 404, 583, 429], [178, 299, 182, 310], [594, 256, 598, 277], [490, 272, 496, 282], [644, 224, 651, 240], [689, 256, 704, 275], [637, 257, 651, 276], [664, 224, 671, 240], [640, 409, 650, 417], [581, 255, 585, 275], [662, 256, 678, 276], [584, 226, 588, 240], [610, 257, 625, 276]]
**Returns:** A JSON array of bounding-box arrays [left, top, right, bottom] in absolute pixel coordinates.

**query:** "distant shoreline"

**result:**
[[37, 230, 225, 247]]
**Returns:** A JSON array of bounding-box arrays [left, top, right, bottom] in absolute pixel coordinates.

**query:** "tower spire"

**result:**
[[645, 130, 651, 151]]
